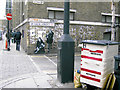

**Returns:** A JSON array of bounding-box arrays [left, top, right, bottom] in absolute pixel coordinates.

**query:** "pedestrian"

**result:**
[[13, 31, 16, 43], [6, 32, 11, 46], [14, 30, 22, 51], [46, 30, 54, 53], [11, 31, 14, 43], [5, 32, 11, 51]]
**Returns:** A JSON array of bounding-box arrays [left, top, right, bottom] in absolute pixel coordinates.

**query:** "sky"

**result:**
[[0, 0, 6, 20]]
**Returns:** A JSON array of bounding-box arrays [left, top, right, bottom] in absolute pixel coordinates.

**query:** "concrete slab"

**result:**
[[55, 81, 74, 88], [2, 82, 15, 88], [14, 78, 37, 88], [43, 70, 57, 75], [33, 76, 52, 88]]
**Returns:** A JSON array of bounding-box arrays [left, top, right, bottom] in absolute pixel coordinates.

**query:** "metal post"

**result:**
[[64, 1, 69, 34], [7, 20, 10, 51], [111, 0, 116, 41], [57, 0, 75, 83]]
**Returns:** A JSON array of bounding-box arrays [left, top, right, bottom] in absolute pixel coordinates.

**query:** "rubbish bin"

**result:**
[[114, 55, 120, 90], [80, 40, 119, 88]]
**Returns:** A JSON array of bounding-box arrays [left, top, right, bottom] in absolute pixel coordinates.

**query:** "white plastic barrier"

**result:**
[[80, 40, 119, 88]]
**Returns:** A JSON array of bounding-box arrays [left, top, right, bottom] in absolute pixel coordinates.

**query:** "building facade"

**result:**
[[6, 0, 13, 32], [0, 20, 7, 32], [12, 1, 120, 54], [6, 0, 12, 14]]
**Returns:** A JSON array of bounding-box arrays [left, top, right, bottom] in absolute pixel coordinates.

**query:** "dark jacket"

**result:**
[[6, 33, 11, 39], [46, 31, 54, 44], [15, 31, 22, 40]]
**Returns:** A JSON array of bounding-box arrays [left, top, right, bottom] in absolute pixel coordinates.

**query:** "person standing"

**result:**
[[6, 32, 11, 44], [5, 32, 11, 51], [14, 30, 22, 51], [12, 31, 16, 43], [46, 30, 54, 53]]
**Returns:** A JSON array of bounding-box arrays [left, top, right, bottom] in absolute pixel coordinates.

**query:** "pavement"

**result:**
[[0, 34, 81, 89]]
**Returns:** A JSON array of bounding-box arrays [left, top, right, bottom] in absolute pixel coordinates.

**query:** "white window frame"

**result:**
[[101, 13, 120, 23], [101, 13, 120, 17], [47, 7, 76, 13]]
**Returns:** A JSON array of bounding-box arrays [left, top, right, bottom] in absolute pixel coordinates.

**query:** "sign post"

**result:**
[[6, 13, 12, 20], [6, 13, 12, 51]]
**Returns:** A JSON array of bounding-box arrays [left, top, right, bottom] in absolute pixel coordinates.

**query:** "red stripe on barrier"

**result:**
[[82, 48, 89, 51], [81, 68, 101, 75], [80, 74, 100, 82], [81, 55, 102, 61], [82, 48, 103, 54]]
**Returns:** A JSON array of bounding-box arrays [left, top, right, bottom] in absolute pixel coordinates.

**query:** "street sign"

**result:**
[[6, 13, 12, 20]]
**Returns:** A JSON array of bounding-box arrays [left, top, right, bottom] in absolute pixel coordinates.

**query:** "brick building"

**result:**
[[0, 20, 7, 32], [12, 1, 120, 54]]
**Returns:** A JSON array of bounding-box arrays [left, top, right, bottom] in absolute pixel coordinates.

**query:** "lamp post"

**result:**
[[64, 0, 70, 34], [57, 0, 75, 83]]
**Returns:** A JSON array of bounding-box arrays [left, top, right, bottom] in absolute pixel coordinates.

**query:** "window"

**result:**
[[101, 13, 120, 23], [103, 32, 111, 40], [102, 15, 112, 23], [70, 13, 74, 20], [103, 31, 116, 41], [106, 16, 112, 23], [48, 11, 74, 20], [48, 11, 54, 19], [47, 7, 76, 20], [102, 16, 105, 22], [55, 11, 64, 20]]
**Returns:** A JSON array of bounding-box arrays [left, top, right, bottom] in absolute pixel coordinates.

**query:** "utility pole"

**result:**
[[111, 0, 116, 41]]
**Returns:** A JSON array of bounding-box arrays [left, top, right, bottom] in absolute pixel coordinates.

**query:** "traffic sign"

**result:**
[[6, 13, 12, 20]]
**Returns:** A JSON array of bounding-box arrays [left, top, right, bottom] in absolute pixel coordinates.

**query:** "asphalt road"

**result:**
[[31, 53, 81, 75]]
